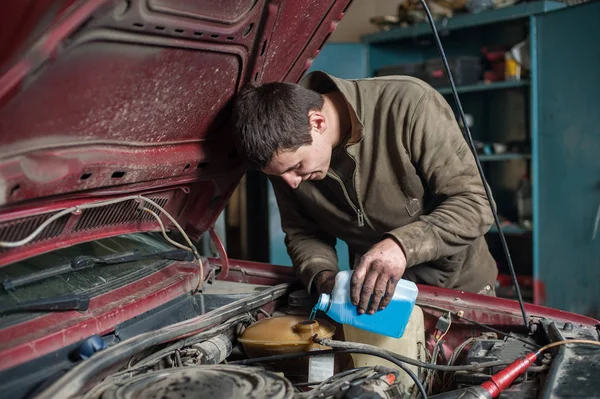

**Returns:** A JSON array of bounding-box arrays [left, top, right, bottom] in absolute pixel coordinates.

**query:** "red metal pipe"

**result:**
[[209, 227, 229, 279]]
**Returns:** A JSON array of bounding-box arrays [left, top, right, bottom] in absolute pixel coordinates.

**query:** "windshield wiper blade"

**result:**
[[0, 294, 90, 315], [3, 249, 194, 290]]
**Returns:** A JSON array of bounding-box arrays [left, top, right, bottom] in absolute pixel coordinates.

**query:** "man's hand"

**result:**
[[351, 238, 407, 315], [314, 270, 337, 294]]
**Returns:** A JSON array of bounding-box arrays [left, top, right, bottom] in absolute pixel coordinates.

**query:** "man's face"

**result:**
[[262, 130, 332, 189]]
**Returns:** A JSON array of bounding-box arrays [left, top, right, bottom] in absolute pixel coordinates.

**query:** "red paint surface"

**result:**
[[0, 0, 351, 265], [0, 260, 203, 371], [0, 257, 597, 372]]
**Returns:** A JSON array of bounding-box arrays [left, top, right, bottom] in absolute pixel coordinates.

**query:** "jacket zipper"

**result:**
[[346, 148, 377, 232], [328, 170, 367, 228]]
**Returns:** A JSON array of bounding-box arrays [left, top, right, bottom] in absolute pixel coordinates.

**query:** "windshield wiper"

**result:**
[[0, 294, 90, 315], [3, 248, 194, 290]]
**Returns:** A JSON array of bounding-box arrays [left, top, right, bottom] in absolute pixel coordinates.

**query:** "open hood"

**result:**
[[0, 0, 352, 266]]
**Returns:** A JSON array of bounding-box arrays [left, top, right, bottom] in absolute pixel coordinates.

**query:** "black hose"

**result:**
[[231, 348, 427, 398], [312, 339, 511, 372], [293, 367, 369, 387], [418, 0, 528, 328], [230, 347, 512, 371], [348, 349, 428, 399]]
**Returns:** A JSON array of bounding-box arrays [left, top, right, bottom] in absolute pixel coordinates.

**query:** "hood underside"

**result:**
[[0, 0, 352, 266]]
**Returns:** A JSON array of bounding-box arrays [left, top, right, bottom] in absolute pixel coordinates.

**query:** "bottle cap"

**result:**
[[316, 293, 331, 312]]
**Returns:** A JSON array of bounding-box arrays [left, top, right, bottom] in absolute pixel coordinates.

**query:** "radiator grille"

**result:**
[[75, 197, 169, 231]]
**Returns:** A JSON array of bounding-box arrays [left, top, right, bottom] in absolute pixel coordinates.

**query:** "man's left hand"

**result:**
[[351, 238, 407, 315]]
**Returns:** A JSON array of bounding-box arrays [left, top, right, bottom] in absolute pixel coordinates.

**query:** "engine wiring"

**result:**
[[80, 314, 252, 399], [417, 302, 540, 349], [0, 194, 205, 291], [535, 339, 600, 354], [418, 0, 528, 327], [424, 313, 452, 395], [139, 206, 203, 291], [233, 347, 507, 372], [433, 312, 452, 343], [139, 207, 193, 253], [295, 366, 400, 398], [293, 367, 370, 388], [448, 337, 476, 366], [314, 337, 600, 396]]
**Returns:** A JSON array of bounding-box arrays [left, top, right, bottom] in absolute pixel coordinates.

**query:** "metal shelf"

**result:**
[[437, 80, 529, 95], [488, 224, 531, 234], [478, 153, 531, 161], [361, 1, 566, 44]]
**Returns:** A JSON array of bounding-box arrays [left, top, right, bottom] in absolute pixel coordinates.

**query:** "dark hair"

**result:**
[[232, 82, 324, 169]]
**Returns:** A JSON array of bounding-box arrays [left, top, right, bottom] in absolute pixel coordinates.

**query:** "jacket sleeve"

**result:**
[[386, 89, 494, 267], [269, 176, 339, 292]]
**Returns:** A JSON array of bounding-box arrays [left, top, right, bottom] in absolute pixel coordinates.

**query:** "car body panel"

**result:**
[[0, 0, 349, 266]]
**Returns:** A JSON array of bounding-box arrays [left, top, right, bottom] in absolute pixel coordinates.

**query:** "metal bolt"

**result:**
[[542, 353, 552, 364], [529, 322, 538, 334], [563, 322, 573, 331]]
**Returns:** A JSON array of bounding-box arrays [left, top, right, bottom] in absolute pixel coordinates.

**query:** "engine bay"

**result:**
[[12, 278, 597, 399]]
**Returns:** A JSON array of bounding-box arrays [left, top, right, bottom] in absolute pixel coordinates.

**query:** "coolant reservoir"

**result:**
[[343, 305, 425, 391], [239, 315, 336, 358]]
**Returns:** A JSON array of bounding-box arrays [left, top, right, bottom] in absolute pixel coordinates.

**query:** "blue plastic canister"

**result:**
[[314, 270, 418, 338]]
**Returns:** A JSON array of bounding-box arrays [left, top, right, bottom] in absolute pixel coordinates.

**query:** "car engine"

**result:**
[[25, 279, 597, 399]]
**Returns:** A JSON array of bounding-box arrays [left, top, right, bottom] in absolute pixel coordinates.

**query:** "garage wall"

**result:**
[[330, 0, 400, 42]]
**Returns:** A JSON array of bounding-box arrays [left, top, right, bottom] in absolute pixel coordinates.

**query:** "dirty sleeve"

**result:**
[[269, 176, 339, 292], [386, 89, 495, 267]]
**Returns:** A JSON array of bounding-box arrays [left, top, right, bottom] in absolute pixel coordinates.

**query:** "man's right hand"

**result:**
[[314, 270, 337, 294]]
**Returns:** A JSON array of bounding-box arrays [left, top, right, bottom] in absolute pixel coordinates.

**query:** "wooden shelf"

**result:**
[[437, 80, 529, 95], [361, 1, 566, 44]]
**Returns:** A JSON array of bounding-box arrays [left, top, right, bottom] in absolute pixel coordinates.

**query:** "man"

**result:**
[[232, 71, 497, 316]]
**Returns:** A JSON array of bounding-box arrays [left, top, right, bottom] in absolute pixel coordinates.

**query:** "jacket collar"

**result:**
[[300, 71, 364, 143]]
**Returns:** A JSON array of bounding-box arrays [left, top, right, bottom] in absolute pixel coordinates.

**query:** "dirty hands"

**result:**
[[351, 238, 407, 315]]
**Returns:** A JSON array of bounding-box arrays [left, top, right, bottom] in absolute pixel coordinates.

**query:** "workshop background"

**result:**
[[202, 0, 600, 319]]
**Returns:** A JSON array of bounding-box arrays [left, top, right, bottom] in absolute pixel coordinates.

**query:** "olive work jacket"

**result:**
[[269, 71, 498, 294]]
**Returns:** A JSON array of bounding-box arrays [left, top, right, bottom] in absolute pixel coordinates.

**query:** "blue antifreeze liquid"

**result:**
[[308, 306, 317, 321], [313, 270, 418, 338]]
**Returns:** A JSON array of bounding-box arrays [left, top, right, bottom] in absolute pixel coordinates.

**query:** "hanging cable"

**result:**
[[535, 339, 600, 354], [140, 207, 193, 253], [236, 347, 428, 398], [0, 194, 204, 290], [418, 0, 528, 327], [140, 207, 203, 290], [417, 303, 539, 349]]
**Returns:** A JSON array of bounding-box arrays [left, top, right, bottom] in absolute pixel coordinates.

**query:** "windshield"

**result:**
[[0, 232, 176, 326]]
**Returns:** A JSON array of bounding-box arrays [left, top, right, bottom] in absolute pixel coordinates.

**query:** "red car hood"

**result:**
[[0, 0, 351, 266]]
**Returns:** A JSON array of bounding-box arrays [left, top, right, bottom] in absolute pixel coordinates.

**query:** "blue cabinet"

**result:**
[[533, 2, 600, 316]]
